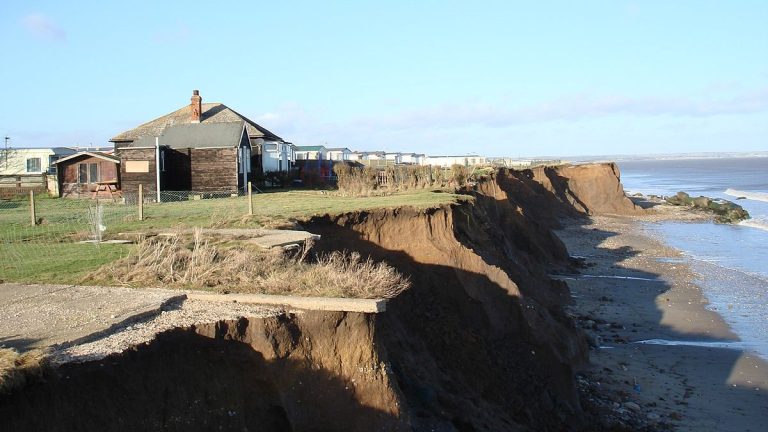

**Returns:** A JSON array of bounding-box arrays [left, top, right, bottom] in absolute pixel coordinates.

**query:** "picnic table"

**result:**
[[92, 180, 121, 200]]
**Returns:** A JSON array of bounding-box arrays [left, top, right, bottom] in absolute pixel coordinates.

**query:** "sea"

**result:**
[[617, 157, 768, 359]]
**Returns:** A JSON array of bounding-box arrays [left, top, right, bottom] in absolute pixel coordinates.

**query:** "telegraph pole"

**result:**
[[3, 136, 9, 170]]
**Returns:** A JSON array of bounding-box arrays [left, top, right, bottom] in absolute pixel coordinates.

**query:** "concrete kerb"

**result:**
[[185, 292, 388, 313]]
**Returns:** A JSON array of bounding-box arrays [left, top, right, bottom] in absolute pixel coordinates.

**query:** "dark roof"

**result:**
[[110, 103, 282, 143], [55, 151, 120, 165], [121, 123, 247, 150], [325, 147, 351, 152]]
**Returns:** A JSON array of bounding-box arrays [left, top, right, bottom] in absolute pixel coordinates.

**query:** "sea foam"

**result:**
[[724, 188, 768, 203], [739, 218, 768, 233]]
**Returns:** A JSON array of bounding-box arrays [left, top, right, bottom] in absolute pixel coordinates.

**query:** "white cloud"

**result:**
[[21, 13, 66, 42]]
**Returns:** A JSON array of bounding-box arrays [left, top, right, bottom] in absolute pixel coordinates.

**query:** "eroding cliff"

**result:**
[[0, 312, 408, 432], [524, 163, 642, 216], [306, 169, 599, 430], [0, 163, 641, 431]]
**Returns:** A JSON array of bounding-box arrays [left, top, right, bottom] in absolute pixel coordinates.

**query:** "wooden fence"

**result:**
[[0, 174, 48, 198]]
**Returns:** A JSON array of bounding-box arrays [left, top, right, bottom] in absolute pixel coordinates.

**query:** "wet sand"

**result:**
[[557, 206, 768, 431]]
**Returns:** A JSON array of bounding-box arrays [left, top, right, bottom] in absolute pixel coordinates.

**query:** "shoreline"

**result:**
[[557, 205, 768, 431]]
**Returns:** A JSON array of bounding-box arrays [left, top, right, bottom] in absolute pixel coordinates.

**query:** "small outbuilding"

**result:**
[[55, 151, 121, 198]]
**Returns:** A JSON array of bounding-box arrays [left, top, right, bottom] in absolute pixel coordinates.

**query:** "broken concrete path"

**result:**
[[186, 292, 388, 313], [0, 283, 184, 352], [127, 228, 321, 249]]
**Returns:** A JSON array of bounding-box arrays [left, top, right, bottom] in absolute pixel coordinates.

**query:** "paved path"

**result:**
[[0, 283, 388, 355], [0, 284, 184, 352], [155, 228, 321, 249]]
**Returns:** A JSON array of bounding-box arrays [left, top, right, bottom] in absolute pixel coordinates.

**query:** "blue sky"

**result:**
[[1, 0, 766, 157]]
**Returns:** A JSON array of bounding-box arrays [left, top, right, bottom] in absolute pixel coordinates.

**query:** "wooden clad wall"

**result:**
[[58, 155, 120, 197], [190, 148, 238, 192], [117, 148, 156, 197], [60, 156, 119, 185]]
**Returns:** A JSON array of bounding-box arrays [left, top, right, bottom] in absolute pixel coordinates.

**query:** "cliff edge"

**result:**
[[0, 163, 641, 432]]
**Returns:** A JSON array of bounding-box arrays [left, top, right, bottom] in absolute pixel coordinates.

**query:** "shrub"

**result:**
[[334, 164, 378, 196], [450, 164, 470, 186]]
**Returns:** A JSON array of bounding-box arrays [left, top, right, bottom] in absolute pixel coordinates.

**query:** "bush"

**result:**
[[334, 164, 378, 196], [450, 164, 470, 186]]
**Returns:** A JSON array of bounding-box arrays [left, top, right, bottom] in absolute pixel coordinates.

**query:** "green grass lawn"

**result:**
[[0, 243, 130, 284], [0, 189, 463, 284]]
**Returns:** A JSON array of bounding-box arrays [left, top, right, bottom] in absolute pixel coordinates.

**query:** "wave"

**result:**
[[739, 218, 768, 233], [724, 188, 768, 203]]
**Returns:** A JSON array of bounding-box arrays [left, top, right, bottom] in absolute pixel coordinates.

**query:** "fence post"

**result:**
[[29, 190, 36, 226], [247, 181, 253, 215], [138, 184, 144, 221]]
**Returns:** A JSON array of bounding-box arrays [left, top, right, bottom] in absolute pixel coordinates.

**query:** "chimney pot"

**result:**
[[190, 90, 202, 123]]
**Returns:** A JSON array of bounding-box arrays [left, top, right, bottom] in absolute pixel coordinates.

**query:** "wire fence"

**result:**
[[0, 186, 259, 283]]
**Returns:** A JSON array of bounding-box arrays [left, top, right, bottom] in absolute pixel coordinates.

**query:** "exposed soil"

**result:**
[[0, 312, 407, 432], [0, 163, 650, 431]]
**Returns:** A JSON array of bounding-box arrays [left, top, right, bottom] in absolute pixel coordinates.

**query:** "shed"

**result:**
[[117, 122, 253, 197], [55, 152, 121, 198]]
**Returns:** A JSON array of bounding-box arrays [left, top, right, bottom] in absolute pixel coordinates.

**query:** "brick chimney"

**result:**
[[190, 90, 202, 123]]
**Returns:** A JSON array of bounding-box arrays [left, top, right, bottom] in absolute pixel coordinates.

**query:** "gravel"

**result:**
[[50, 299, 282, 365]]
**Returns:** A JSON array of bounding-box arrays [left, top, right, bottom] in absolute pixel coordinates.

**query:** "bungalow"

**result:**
[[0, 147, 78, 176], [399, 153, 426, 165], [326, 147, 352, 161], [424, 155, 486, 168], [0, 147, 77, 195], [117, 122, 252, 197], [294, 145, 327, 161], [111, 90, 290, 196], [261, 141, 295, 173], [55, 151, 121, 198], [384, 152, 402, 164]]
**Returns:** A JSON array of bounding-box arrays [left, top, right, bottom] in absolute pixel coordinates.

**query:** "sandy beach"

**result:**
[[557, 205, 768, 431]]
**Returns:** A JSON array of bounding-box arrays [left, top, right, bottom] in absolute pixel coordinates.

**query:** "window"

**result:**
[[78, 163, 87, 183], [26, 158, 41, 173], [89, 163, 99, 183], [48, 155, 59, 174]]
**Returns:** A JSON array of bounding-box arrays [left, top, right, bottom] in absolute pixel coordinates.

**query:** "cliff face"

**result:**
[[0, 313, 409, 432], [0, 163, 640, 431], [524, 163, 642, 216], [306, 169, 600, 431]]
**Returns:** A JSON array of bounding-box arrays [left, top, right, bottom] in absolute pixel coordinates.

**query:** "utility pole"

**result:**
[[3, 136, 9, 170]]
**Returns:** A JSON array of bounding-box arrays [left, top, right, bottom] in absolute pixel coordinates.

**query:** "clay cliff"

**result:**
[[0, 163, 641, 431], [525, 163, 642, 216]]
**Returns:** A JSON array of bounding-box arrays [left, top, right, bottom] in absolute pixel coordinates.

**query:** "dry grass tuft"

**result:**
[[90, 230, 410, 299], [0, 348, 48, 394]]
